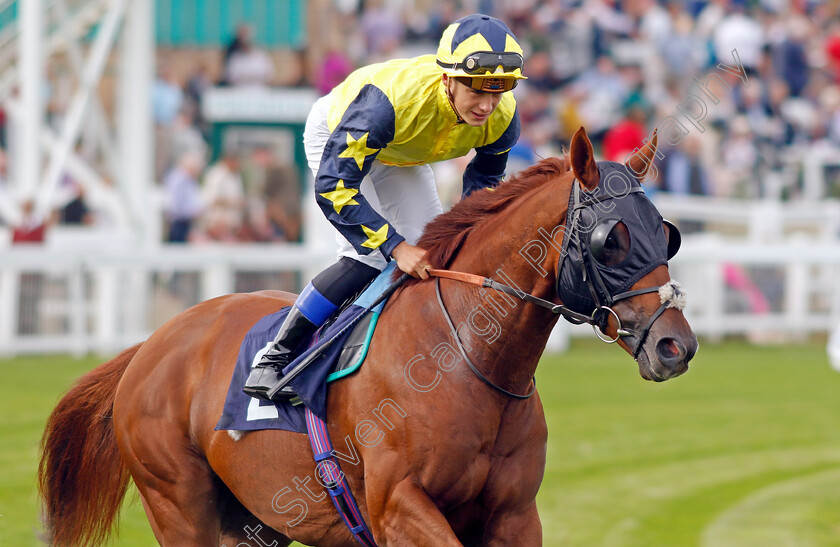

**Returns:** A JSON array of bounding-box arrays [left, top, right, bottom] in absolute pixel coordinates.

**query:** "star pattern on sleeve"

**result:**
[[338, 131, 380, 171], [319, 180, 360, 214], [360, 223, 389, 249]]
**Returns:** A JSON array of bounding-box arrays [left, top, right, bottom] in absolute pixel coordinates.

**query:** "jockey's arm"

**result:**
[[313, 85, 407, 261], [461, 106, 521, 198]]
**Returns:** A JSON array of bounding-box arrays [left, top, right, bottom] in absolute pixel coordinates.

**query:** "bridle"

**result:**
[[427, 179, 686, 399], [558, 179, 685, 358]]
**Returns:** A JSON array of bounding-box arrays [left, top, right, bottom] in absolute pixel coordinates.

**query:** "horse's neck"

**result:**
[[447, 177, 573, 393]]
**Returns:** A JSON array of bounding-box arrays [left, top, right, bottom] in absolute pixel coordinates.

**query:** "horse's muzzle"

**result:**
[[639, 329, 698, 381]]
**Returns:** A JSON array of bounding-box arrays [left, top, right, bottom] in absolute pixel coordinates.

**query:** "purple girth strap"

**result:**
[[305, 408, 378, 546]]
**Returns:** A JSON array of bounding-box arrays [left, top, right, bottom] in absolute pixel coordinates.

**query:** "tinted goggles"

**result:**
[[438, 51, 524, 75], [460, 51, 523, 75], [457, 76, 518, 92]]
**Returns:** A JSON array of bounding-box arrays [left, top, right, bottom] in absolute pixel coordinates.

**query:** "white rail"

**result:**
[[0, 234, 836, 356]]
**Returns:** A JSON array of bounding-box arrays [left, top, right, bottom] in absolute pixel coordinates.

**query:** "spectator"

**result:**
[[824, 20, 840, 85], [201, 152, 246, 241], [222, 25, 252, 83], [695, 0, 728, 44], [662, 135, 713, 197], [771, 16, 811, 97], [718, 115, 759, 197], [152, 63, 184, 127], [153, 64, 185, 179], [359, 0, 405, 62], [570, 55, 629, 139], [713, 1, 764, 74], [660, 4, 708, 78], [12, 198, 54, 244], [163, 151, 205, 243], [185, 64, 214, 136], [521, 50, 563, 92], [225, 26, 275, 87], [240, 146, 277, 241], [170, 110, 208, 165], [264, 163, 302, 242], [315, 46, 355, 96], [602, 104, 648, 162], [58, 178, 92, 225]]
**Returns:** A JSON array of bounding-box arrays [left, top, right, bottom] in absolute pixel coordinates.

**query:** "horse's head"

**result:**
[[556, 127, 698, 381]]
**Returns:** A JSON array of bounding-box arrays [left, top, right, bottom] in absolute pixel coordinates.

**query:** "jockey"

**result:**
[[244, 14, 526, 401]]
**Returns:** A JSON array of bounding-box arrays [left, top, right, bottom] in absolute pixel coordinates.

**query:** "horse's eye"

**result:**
[[590, 220, 630, 266]]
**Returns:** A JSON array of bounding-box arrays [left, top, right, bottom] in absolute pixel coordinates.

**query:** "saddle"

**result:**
[[215, 264, 396, 434]]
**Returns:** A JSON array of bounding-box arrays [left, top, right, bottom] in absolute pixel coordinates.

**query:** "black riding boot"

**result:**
[[243, 305, 318, 401]]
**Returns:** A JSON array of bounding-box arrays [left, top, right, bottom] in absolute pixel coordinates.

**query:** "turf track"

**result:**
[[2, 338, 838, 546]]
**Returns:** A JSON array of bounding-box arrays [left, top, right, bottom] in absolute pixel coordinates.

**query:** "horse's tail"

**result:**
[[38, 343, 141, 547]]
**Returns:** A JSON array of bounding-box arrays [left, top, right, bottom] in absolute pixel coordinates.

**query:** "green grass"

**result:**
[[2, 339, 839, 546]]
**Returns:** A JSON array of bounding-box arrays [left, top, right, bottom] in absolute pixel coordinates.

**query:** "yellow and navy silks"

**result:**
[[315, 54, 520, 259]]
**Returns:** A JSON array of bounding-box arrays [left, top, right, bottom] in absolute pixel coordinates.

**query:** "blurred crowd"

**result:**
[[322, 0, 840, 204], [5, 0, 840, 244], [153, 24, 302, 244]]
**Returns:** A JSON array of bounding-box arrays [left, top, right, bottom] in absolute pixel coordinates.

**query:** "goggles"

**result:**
[[456, 76, 518, 92], [438, 51, 524, 75]]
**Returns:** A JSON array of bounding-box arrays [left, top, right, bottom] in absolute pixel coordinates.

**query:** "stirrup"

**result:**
[[242, 365, 298, 402], [255, 348, 292, 370], [243, 347, 297, 401]]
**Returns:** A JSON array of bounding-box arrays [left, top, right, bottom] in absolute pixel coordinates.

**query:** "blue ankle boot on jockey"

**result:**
[[243, 257, 380, 402]]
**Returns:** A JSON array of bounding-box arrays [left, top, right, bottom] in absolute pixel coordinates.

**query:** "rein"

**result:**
[[433, 277, 536, 400], [428, 268, 684, 364]]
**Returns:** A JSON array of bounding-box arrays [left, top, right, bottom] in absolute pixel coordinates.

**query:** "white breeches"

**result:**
[[303, 95, 444, 271]]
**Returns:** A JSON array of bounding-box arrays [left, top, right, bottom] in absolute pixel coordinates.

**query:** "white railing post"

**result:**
[[706, 258, 725, 343], [0, 269, 19, 356], [93, 265, 119, 354], [124, 269, 150, 345], [203, 263, 233, 302], [784, 255, 808, 342], [68, 261, 87, 356]]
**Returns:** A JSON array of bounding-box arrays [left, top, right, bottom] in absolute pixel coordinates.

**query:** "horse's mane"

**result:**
[[417, 157, 570, 269]]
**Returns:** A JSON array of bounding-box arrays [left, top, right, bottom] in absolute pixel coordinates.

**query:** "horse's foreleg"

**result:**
[[370, 479, 464, 547], [481, 501, 542, 546]]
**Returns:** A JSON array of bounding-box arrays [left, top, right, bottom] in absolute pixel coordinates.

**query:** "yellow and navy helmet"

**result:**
[[436, 14, 526, 93]]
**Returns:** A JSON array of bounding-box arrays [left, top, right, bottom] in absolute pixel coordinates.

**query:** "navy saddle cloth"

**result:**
[[215, 264, 395, 434]]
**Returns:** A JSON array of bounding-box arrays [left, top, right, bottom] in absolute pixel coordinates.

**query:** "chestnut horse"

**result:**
[[39, 128, 697, 546]]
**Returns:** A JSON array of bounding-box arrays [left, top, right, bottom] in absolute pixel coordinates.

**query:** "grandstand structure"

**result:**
[[0, 0, 153, 242]]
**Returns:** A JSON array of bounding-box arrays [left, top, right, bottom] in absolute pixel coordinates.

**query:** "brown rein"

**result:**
[[429, 271, 537, 400], [427, 268, 593, 325]]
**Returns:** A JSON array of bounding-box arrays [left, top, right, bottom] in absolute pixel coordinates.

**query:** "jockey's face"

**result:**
[[444, 75, 504, 127]]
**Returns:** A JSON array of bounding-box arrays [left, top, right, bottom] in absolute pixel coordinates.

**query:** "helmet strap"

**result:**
[[442, 75, 464, 123]]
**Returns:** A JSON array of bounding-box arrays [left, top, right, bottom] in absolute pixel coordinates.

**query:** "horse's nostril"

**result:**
[[656, 337, 683, 362]]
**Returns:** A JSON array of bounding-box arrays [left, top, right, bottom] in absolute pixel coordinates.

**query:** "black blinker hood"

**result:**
[[556, 161, 675, 315]]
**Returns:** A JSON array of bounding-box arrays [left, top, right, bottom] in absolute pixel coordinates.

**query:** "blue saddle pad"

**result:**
[[215, 264, 396, 434]]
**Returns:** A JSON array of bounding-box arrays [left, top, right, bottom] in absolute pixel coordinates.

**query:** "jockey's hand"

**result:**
[[391, 241, 432, 280]]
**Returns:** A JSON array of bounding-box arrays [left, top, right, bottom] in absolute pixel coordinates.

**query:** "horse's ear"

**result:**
[[570, 127, 599, 191], [625, 129, 658, 180]]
